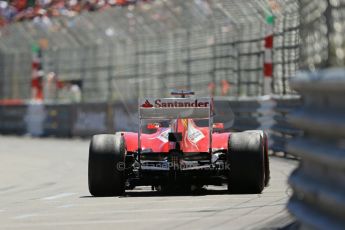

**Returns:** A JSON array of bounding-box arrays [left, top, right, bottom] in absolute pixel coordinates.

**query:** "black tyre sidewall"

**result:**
[[88, 133, 126, 196], [227, 132, 265, 194], [243, 130, 270, 187], [263, 132, 270, 186]]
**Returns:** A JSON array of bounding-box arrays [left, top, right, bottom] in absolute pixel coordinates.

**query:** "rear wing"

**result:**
[[139, 97, 213, 119], [138, 97, 214, 153]]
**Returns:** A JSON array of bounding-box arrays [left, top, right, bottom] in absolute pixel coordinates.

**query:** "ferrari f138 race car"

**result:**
[[88, 91, 270, 196]]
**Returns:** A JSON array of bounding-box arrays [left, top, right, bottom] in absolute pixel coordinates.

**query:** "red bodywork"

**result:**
[[123, 119, 230, 153]]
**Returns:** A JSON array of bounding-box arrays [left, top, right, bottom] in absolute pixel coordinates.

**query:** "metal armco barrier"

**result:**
[[215, 96, 275, 132], [43, 104, 73, 137], [72, 103, 109, 137], [225, 98, 262, 131], [287, 69, 345, 229], [112, 101, 138, 133], [270, 95, 302, 156], [0, 96, 304, 160], [0, 104, 27, 135], [25, 102, 45, 136]]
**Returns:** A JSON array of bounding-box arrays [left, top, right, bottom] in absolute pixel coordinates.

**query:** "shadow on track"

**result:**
[[80, 187, 230, 198], [123, 187, 230, 197]]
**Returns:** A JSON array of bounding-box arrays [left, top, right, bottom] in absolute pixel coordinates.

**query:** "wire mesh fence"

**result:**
[[273, 0, 300, 95], [299, 0, 345, 69], [0, 0, 301, 103], [0, 50, 32, 100]]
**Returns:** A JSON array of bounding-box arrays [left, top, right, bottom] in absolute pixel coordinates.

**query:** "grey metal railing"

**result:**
[[0, 96, 300, 156], [270, 95, 302, 157], [287, 69, 345, 229], [285, 0, 345, 227]]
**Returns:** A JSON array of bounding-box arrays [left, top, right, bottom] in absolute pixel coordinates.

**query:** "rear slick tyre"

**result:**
[[88, 133, 126, 196], [227, 132, 265, 194], [244, 130, 270, 187]]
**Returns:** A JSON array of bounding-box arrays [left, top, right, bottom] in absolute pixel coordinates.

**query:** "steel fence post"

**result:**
[[282, 15, 286, 95], [186, 30, 191, 91], [107, 43, 114, 133], [54, 49, 60, 103], [107, 42, 113, 103], [211, 32, 216, 96], [134, 38, 140, 99], [162, 35, 168, 96], [236, 31, 242, 96], [0, 52, 3, 99], [80, 47, 86, 103]]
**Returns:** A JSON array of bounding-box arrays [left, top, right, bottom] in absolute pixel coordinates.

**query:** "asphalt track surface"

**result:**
[[0, 136, 298, 230]]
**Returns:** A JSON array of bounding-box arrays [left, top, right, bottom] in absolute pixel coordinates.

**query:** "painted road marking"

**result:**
[[0, 217, 210, 228], [13, 214, 38, 220], [41, 192, 76, 201], [57, 204, 75, 208]]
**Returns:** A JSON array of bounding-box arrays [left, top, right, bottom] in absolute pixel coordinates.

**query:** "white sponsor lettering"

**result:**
[[187, 121, 204, 143], [157, 128, 170, 143]]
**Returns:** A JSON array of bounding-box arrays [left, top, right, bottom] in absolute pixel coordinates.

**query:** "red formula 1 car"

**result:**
[[88, 91, 270, 196]]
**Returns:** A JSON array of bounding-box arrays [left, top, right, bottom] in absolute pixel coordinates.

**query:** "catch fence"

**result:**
[[0, 0, 300, 102]]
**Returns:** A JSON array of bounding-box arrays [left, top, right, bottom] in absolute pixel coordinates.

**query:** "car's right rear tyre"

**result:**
[[227, 132, 265, 194], [88, 133, 126, 196], [243, 130, 270, 187]]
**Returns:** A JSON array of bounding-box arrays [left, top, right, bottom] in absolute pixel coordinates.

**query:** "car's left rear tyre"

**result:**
[[88, 133, 126, 196]]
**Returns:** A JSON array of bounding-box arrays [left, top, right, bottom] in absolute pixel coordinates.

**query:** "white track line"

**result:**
[[57, 204, 75, 208], [13, 214, 38, 220], [41, 192, 76, 201]]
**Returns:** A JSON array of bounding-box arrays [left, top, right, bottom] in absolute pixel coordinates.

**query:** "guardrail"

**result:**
[[215, 96, 281, 134], [287, 69, 345, 229], [270, 95, 302, 158], [0, 101, 139, 137], [0, 104, 27, 135], [43, 104, 73, 137], [0, 96, 302, 157]]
